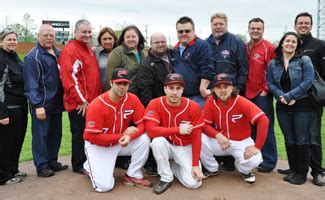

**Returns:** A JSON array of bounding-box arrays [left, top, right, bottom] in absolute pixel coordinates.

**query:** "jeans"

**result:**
[[277, 111, 315, 146], [31, 112, 62, 170], [188, 94, 205, 109], [251, 94, 277, 170]]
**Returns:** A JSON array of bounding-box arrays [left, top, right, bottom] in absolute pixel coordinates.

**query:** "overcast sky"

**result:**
[[0, 0, 319, 44]]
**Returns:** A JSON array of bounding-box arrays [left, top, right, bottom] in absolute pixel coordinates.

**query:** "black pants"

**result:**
[[0, 107, 27, 184], [68, 110, 86, 172], [310, 107, 324, 177]]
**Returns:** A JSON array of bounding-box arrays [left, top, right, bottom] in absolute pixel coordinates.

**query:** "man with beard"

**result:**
[[83, 68, 152, 192]]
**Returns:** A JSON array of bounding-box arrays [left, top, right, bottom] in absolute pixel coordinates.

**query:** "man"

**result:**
[[206, 12, 249, 171], [200, 73, 269, 183], [278, 12, 325, 186], [59, 19, 102, 174], [245, 18, 277, 173], [24, 24, 67, 177], [144, 73, 204, 195], [83, 68, 152, 192], [171, 16, 215, 108], [137, 32, 173, 176]]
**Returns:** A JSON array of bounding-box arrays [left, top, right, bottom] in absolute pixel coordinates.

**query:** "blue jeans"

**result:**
[[251, 94, 277, 170], [276, 111, 314, 146], [31, 112, 63, 170], [188, 94, 205, 109]]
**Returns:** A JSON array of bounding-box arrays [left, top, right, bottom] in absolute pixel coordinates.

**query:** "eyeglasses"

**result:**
[[0, 28, 14, 35], [177, 29, 192, 34]]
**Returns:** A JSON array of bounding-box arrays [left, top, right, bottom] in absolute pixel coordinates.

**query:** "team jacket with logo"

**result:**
[[83, 92, 146, 147], [144, 96, 204, 166], [245, 39, 275, 99], [58, 40, 102, 112], [203, 95, 268, 149]]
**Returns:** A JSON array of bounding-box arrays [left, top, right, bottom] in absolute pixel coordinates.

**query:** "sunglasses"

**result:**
[[0, 28, 14, 35], [177, 29, 192, 34]]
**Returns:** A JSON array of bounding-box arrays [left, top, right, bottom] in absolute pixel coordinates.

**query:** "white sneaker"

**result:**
[[242, 172, 256, 183]]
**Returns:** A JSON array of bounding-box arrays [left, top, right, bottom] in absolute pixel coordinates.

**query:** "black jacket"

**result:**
[[137, 49, 172, 107], [0, 48, 27, 119], [300, 33, 325, 79]]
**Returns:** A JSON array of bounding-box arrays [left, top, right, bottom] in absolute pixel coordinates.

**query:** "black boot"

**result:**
[[289, 145, 310, 185], [283, 144, 297, 182]]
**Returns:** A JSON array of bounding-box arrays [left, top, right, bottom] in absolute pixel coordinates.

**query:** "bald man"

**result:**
[[137, 32, 173, 176], [24, 24, 67, 178]]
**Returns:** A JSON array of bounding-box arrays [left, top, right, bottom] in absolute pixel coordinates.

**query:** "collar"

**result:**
[[300, 33, 313, 45], [174, 34, 197, 49], [36, 43, 59, 56]]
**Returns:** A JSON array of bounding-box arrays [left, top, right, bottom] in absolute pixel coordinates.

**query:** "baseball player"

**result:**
[[83, 68, 152, 192], [144, 73, 204, 195], [200, 73, 269, 183]]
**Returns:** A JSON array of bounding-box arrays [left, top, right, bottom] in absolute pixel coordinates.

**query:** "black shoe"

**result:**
[[49, 161, 68, 172], [145, 166, 159, 177], [277, 168, 290, 175], [154, 181, 172, 195], [289, 173, 307, 185], [202, 169, 219, 179], [73, 168, 85, 175], [283, 172, 297, 182], [37, 166, 55, 178], [257, 166, 273, 173], [312, 173, 325, 186]]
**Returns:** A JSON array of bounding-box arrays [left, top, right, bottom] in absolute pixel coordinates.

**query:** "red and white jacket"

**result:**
[[245, 39, 275, 99], [83, 92, 146, 147], [58, 40, 102, 112], [203, 95, 269, 150], [144, 96, 204, 166]]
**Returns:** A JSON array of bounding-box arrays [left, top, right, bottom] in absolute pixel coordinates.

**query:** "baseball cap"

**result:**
[[214, 73, 232, 87], [164, 73, 185, 86], [111, 68, 131, 83]]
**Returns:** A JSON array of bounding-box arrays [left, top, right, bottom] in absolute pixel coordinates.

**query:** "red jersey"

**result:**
[[59, 40, 102, 112], [144, 96, 204, 166], [245, 39, 275, 99], [203, 95, 267, 149], [83, 92, 145, 147]]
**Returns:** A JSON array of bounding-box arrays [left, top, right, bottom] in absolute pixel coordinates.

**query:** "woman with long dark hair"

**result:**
[[267, 32, 315, 185]]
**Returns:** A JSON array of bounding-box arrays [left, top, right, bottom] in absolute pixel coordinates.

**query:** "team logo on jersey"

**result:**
[[123, 109, 134, 119], [88, 121, 95, 127], [253, 53, 260, 60], [221, 50, 230, 58], [147, 110, 155, 117], [232, 114, 243, 122]]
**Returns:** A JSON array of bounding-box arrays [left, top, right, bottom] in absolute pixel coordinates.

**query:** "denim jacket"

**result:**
[[267, 55, 314, 101]]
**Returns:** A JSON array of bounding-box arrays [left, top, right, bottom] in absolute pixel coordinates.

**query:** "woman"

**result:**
[[106, 25, 147, 96], [93, 27, 118, 92], [0, 29, 28, 185], [267, 32, 315, 185]]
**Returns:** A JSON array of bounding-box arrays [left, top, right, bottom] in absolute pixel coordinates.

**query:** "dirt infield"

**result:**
[[1, 155, 324, 200]]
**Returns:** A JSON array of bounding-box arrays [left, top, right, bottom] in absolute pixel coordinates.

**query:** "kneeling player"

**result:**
[[144, 73, 204, 195], [201, 73, 269, 183], [83, 68, 152, 192]]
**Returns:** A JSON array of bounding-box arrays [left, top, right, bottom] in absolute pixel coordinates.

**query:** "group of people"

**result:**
[[0, 11, 324, 196]]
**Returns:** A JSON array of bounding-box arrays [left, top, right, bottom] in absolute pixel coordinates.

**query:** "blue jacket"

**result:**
[[206, 32, 248, 93], [23, 43, 64, 114], [171, 36, 215, 97], [267, 55, 314, 102]]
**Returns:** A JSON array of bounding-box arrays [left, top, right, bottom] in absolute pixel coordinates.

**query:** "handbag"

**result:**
[[308, 70, 325, 106]]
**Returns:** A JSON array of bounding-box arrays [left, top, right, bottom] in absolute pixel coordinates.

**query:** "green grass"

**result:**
[[20, 112, 325, 167]]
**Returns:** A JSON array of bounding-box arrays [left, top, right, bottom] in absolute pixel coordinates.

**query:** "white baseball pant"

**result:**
[[201, 134, 262, 175], [84, 134, 150, 192], [150, 137, 202, 189]]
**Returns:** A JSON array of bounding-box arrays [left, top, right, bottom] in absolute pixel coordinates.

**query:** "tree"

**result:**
[[22, 13, 36, 42], [236, 33, 247, 43]]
